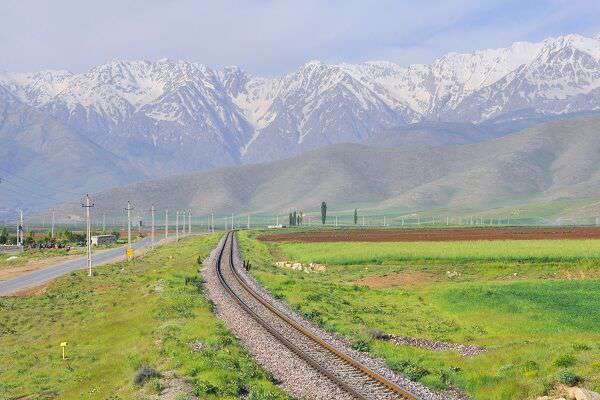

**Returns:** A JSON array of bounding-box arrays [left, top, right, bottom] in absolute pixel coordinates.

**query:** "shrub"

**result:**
[[195, 380, 218, 395], [133, 365, 161, 386], [553, 354, 576, 368], [351, 339, 371, 352], [0, 227, 8, 244], [557, 370, 583, 386], [572, 343, 591, 351], [389, 360, 430, 381], [522, 360, 539, 371]]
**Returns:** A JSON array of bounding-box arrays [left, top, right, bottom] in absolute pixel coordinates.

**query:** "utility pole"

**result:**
[[102, 213, 106, 232], [51, 210, 55, 238], [17, 209, 24, 246], [176, 211, 180, 241], [150, 206, 155, 245], [188, 209, 192, 234], [125, 201, 134, 253], [231, 213, 234, 230], [247, 214, 250, 229], [165, 210, 169, 239], [82, 194, 95, 276], [211, 212, 214, 233]]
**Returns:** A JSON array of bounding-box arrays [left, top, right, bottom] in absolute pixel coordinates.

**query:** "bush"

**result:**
[[553, 354, 576, 368], [0, 227, 8, 244], [389, 359, 430, 381], [572, 343, 591, 351], [133, 365, 161, 386], [351, 339, 371, 352], [557, 370, 583, 386]]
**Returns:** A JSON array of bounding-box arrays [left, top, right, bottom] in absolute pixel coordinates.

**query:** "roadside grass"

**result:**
[[0, 234, 289, 400], [0, 238, 145, 274], [0, 248, 86, 270], [238, 231, 600, 399], [277, 239, 600, 264]]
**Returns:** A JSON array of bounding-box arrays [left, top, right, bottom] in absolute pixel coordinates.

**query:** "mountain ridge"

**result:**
[[3, 33, 600, 212], [47, 117, 600, 220]]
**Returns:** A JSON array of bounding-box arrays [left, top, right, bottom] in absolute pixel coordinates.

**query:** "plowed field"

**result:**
[[259, 227, 600, 242]]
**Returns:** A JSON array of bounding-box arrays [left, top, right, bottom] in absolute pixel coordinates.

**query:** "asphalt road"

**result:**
[[0, 238, 153, 296]]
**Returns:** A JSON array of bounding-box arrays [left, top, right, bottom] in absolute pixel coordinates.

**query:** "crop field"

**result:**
[[259, 226, 600, 242], [274, 239, 600, 264], [241, 229, 600, 399], [0, 234, 289, 400]]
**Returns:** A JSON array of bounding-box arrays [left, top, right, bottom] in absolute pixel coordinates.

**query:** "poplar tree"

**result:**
[[321, 202, 327, 225], [354, 209, 358, 225]]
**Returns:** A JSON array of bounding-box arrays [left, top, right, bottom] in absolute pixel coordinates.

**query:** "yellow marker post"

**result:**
[[126, 248, 134, 260], [60, 342, 67, 360]]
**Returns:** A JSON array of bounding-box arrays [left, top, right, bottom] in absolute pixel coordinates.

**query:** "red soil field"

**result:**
[[258, 227, 600, 243]]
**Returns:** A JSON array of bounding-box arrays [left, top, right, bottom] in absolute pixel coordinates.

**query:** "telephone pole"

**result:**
[[17, 209, 24, 246], [165, 210, 169, 239], [51, 210, 55, 238], [188, 209, 192, 234], [175, 211, 180, 241], [82, 194, 95, 276], [125, 201, 134, 252], [150, 206, 156, 245]]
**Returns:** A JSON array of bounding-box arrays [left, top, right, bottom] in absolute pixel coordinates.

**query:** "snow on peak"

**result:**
[[1, 32, 600, 138]]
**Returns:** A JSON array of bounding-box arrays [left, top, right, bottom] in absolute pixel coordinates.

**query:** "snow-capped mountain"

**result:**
[[2, 33, 600, 174]]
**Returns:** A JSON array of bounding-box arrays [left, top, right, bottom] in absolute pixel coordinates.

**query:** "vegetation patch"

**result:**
[[0, 234, 289, 400], [238, 230, 600, 399]]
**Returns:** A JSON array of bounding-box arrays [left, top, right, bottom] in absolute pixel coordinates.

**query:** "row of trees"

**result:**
[[288, 210, 304, 226], [290, 205, 359, 226]]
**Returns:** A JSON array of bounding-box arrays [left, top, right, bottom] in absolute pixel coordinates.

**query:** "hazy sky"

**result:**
[[2, 0, 599, 75]]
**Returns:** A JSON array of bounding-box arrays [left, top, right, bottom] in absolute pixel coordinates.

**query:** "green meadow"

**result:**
[[0, 234, 289, 400], [277, 239, 600, 264], [239, 231, 600, 400]]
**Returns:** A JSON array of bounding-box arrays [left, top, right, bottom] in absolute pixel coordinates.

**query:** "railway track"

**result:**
[[215, 231, 420, 400]]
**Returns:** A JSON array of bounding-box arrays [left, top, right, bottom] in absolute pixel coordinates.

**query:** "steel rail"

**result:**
[[215, 231, 419, 400]]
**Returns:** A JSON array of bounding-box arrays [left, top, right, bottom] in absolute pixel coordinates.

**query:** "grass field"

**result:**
[[239, 231, 600, 399], [0, 248, 86, 269], [277, 239, 600, 264], [0, 234, 289, 400]]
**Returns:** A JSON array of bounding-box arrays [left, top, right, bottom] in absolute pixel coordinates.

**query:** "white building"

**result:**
[[91, 235, 117, 246]]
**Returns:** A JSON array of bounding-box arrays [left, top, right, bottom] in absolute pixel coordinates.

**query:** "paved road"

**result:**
[[0, 238, 154, 296]]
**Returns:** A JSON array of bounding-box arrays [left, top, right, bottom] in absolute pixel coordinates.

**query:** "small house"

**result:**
[[91, 235, 117, 246]]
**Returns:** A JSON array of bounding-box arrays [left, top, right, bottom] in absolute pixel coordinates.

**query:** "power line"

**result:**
[[0, 167, 82, 197]]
